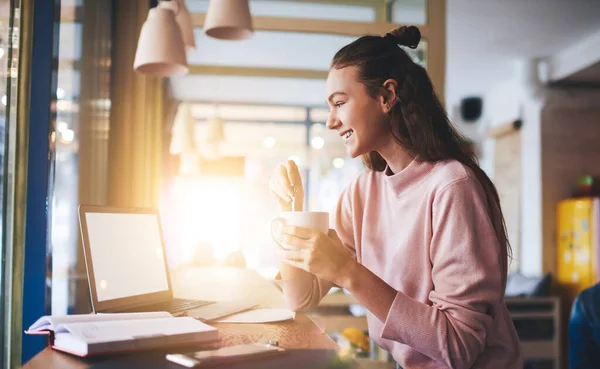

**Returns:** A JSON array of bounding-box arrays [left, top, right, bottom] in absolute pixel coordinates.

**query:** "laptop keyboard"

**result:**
[[121, 298, 214, 314]]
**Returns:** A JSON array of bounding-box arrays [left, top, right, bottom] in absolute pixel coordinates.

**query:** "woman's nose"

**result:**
[[326, 112, 339, 130]]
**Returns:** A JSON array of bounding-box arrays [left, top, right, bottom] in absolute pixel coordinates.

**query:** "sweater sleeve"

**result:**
[[380, 177, 503, 369], [275, 186, 357, 311]]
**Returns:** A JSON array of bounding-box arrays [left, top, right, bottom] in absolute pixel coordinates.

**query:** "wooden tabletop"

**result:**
[[21, 267, 347, 369]]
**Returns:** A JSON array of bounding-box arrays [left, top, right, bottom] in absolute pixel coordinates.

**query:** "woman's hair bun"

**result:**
[[387, 26, 421, 49]]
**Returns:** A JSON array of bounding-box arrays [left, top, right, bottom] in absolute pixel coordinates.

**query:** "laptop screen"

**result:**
[[84, 212, 170, 302]]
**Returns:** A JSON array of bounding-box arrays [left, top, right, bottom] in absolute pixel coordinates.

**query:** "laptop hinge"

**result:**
[[98, 295, 172, 313]]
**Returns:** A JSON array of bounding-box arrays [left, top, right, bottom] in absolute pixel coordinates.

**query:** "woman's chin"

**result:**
[[346, 145, 364, 159]]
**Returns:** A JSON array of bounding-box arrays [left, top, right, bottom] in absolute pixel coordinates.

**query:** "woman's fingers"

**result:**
[[280, 258, 306, 270], [278, 164, 294, 196], [269, 165, 292, 202], [277, 232, 310, 250], [285, 160, 302, 189], [269, 161, 304, 212], [270, 188, 291, 211], [328, 229, 341, 242], [282, 225, 314, 240], [285, 160, 304, 211], [270, 182, 291, 204]]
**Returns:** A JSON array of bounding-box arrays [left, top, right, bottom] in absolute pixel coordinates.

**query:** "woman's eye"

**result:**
[[335, 102, 345, 107]]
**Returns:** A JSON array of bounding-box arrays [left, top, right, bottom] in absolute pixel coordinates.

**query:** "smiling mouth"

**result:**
[[342, 130, 354, 141]]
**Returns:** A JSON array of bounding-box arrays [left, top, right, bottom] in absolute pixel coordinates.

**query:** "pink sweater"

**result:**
[[276, 159, 523, 368]]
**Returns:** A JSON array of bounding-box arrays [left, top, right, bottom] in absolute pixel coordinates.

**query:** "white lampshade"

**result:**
[[170, 103, 196, 155], [177, 1, 196, 52], [204, 0, 253, 40], [206, 116, 225, 143], [133, 6, 188, 77], [159, 0, 196, 52]]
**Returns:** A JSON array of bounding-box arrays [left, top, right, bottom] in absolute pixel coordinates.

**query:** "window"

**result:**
[[392, 0, 427, 25], [166, 1, 437, 279], [162, 102, 362, 279], [50, 0, 113, 315], [170, 75, 327, 106], [189, 30, 355, 71], [187, 0, 377, 22], [1, 0, 24, 365]]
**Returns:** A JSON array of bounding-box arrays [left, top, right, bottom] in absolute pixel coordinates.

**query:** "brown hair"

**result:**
[[331, 26, 512, 287]]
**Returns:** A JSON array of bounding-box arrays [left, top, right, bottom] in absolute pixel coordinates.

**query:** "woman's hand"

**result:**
[[276, 226, 356, 288], [269, 160, 304, 212]]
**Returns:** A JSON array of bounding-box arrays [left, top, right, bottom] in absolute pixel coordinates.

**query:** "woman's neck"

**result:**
[[377, 137, 414, 174]]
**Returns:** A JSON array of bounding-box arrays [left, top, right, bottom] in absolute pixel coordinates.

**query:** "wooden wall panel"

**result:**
[[108, 0, 165, 208], [494, 130, 521, 271], [541, 108, 600, 276]]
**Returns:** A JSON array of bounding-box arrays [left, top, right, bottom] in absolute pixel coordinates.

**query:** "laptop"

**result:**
[[78, 205, 257, 320]]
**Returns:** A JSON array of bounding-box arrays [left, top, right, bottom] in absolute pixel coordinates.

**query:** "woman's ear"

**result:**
[[380, 79, 399, 113]]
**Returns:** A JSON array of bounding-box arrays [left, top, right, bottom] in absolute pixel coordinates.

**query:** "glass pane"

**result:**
[[190, 103, 307, 122], [169, 75, 327, 106], [0, 2, 9, 365], [50, 0, 113, 315], [0, 0, 22, 365], [58, 23, 82, 61], [186, 0, 376, 22], [392, 0, 427, 25], [162, 120, 309, 279], [62, 0, 82, 6], [176, 40, 426, 108], [310, 107, 329, 123], [195, 121, 307, 158], [307, 123, 363, 212], [163, 115, 362, 276], [52, 15, 83, 317], [57, 69, 81, 100], [404, 39, 427, 68], [188, 30, 355, 71], [0, 9, 9, 312]]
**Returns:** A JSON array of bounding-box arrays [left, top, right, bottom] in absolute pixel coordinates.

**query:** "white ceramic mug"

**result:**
[[270, 211, 329, 250]]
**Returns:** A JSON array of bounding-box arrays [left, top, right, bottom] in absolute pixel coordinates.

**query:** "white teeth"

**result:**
[[344, 131, 353, 139]]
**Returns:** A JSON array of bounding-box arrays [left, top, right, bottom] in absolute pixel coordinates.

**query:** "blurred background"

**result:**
[[2, 0, 600, 368]]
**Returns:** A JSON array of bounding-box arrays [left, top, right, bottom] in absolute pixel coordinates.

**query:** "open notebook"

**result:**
[[26, 312, 219, 357]]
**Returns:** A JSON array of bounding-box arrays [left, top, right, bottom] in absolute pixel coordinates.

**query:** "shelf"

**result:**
[[509, 311, 556, 319], [520, 341, 557, 360]]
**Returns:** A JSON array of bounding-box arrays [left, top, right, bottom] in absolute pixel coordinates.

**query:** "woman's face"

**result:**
[[325, 66, 390, 158]]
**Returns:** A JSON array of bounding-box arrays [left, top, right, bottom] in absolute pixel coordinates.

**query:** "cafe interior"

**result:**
[[2, 0, 600, 368]]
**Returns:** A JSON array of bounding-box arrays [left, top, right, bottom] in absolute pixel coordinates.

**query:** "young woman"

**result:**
[[269, 26, 522, 368]]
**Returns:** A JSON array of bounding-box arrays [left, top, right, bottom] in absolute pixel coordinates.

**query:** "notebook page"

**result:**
[[54, 317, 216, 344], [28, 311, 172, 332]]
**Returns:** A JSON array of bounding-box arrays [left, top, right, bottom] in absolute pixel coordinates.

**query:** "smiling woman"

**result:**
[[271, 25, 523, 369]]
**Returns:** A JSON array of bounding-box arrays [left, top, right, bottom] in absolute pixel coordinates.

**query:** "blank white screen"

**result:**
[[85, 213, 170, 302]]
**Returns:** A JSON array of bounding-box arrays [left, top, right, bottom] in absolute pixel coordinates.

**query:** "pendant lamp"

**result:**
[[160, 0, 196, 52], [170, 103, 196, 155], [199, 115, 225, 160], [204, 0, 253, 40], [171, 103, 200, 175], [206, 116, 225, 144], [133, 2, 188, 76]]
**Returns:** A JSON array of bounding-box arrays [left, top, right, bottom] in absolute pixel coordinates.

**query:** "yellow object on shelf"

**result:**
[[556, 197, 600, 301], [342, 327, 370, 353]]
